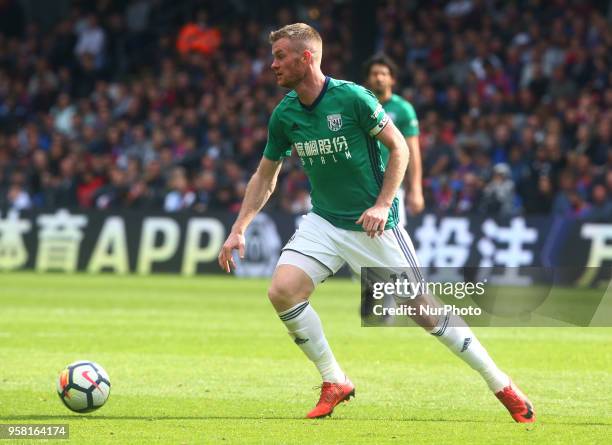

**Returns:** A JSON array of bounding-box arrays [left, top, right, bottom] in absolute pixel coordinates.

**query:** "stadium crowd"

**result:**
[[0, 0, 610, 218]]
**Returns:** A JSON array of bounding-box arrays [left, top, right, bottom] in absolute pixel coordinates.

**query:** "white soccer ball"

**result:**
[[56, 361, 111, 413]]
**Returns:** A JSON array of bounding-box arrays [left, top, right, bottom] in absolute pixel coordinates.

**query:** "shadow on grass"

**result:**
[[0, 415, 610, 427]]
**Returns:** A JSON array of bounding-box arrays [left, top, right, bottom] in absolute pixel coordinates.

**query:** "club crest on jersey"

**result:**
[[327, 114, 343, 131]]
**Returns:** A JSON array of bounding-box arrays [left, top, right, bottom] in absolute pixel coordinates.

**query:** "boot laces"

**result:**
[[501, 387, 525, 412], [314, 382, 340, 405]]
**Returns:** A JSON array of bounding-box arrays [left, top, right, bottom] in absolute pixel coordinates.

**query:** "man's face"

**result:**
[[271, 38, 308, 89], [367, 63, 394, 96]]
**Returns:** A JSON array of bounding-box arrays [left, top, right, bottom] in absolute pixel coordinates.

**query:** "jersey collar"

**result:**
[[380, 93, 394, 107], [298, 76, 330, 111]]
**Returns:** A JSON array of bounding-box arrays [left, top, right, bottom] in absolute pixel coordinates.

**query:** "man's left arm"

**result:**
[[405, 134, 424, 214], [401, 103, 424, 214], [356, 120, 409, 237]]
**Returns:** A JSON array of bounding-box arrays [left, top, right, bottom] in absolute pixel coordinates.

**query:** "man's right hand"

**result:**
[[218, 231, 246, 273]]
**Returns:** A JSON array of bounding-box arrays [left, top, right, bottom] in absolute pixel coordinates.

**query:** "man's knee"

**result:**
[[267, 281, 292, 303], [268, 265, 314, 311]]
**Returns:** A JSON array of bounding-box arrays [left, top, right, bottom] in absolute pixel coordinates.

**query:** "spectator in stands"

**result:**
[[480, 163, 516, 216], [192, 170, 217, 213], [93, 166, 128, 210], [164, 166, 195, 212], [587, 184, 612, 220], [0, 0, 609, 220], [74, 14, 106, 68]]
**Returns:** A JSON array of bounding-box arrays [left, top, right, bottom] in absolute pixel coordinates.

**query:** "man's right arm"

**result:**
[[218, 156, 283, 272], [232, 157, 283, 234]]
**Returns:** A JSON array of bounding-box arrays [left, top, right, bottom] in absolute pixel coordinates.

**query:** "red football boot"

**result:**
[[306, 379, 355, 419], [495, 379, 536, 423]]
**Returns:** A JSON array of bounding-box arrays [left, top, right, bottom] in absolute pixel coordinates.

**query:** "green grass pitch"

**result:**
[[1, 272, 611, 444]]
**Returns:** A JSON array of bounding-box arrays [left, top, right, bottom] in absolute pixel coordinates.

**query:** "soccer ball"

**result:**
[[56, 361, 111, 413]]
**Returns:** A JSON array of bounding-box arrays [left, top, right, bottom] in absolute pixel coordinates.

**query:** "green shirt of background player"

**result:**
[[365, 54, 425, 215]]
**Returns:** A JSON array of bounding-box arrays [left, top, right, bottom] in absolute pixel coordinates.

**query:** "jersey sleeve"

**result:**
[[403, 102, 420, 137], [352, 85, 390, 137], [263, 107, 292, 161]]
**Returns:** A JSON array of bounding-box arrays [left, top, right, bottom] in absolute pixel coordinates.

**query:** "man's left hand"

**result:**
[[407, 189, 425, 215]]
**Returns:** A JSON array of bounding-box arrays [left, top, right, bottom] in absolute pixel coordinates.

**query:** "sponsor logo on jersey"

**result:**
[[327, 114, 343, 131], [293, 136, 351, 165]]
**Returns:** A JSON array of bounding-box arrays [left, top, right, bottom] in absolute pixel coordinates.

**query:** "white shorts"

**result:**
[[396, 186, 406, 227], [277, 212, 422, 285]]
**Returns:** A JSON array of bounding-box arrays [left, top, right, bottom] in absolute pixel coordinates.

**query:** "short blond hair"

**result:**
[[269, 23, 322, 62]]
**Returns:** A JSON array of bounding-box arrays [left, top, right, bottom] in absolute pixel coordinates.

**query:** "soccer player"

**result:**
[[364, 54, 424, 221], [218, 23, 535, 422]]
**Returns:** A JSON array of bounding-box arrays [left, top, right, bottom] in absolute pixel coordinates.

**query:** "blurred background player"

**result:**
[[365, 54, 424, 223], [363, 54, 423, 321]]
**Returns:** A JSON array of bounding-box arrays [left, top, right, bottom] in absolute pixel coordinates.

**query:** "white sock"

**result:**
[[278, 301, 345, 383], [430, 314, 509, 392]]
